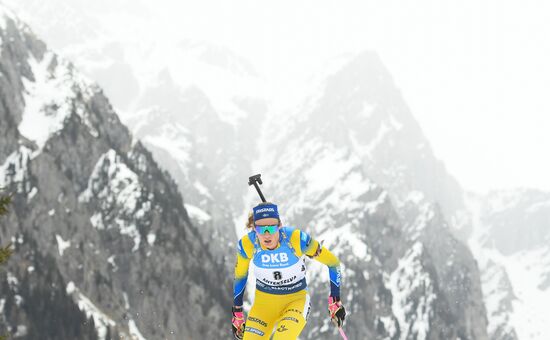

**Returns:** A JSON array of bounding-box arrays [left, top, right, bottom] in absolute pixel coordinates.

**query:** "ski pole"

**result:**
[[338, 327, 349, 340], [248, 174, 267, 202]]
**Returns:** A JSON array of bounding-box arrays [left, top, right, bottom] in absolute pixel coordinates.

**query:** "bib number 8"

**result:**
[[273, 271, 282, 280]]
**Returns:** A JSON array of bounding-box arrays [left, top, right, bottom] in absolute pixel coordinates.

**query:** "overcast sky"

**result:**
[[144, 0, 549, 193], [6, 0, 550, 193]]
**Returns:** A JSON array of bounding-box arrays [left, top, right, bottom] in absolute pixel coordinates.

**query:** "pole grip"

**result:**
[[248, 174, 267, 202]]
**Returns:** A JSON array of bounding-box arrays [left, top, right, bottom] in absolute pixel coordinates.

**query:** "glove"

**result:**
[[328, 296, 346, 328], [232, 306, 246, 339]]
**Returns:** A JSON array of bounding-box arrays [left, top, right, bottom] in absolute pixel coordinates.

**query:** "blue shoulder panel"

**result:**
[[279, 226, 296, 245], [299, 230, 312, 252], [237, 239, 248, 259], [247, 230, 257, 244], [281, 225, 296, 233]]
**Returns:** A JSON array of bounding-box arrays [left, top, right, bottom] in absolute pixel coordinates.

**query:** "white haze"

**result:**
[[5, 0, 550, 193]]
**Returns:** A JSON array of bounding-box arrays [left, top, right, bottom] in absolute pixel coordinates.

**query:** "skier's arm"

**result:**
[[290, 229, 342, 298], [312, 245, 341, 298], [233, 235, 253, 307]]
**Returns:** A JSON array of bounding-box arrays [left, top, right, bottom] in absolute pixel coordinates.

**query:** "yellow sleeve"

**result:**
[[289, 228, 342, 297], [314, 245, 341, 267], [289, 228, 326, 259]]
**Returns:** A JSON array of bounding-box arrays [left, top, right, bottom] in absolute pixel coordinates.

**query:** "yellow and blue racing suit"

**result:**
[[233, 226, 341, 339]]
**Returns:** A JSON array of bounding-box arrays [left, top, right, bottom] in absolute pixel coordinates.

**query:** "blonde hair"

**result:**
[[246, 211, 254, 230]]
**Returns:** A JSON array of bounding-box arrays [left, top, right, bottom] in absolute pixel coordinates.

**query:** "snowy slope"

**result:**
[[468, 190, 550, 340], [237, 51, 489, 340]]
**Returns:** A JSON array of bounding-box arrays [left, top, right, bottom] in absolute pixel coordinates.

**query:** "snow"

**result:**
[[389, 114, 404, 131], [500, 248, 550, 340], [50, 32, 266, 130], [467, 192, 550, 340], [0, 146, 33, 194], [484, 189, 524, 214], [321, 222, 369, 259], [137, 40, 265, 128], [146, 233, 156, 246], [48, 209, 55, 216], [406, 203, 435, 241], [358, 102, 376, 120], [526, 199, 550, 213], [139, 126, 192, 181], [13, 325, 28, 337], [379, 315, 398, 338], [303, 144, 373, 200], [55, 234, 71, 256], [123, 292, 130, 310], [90, 212, 105, 230], [364, 190, 388, 215], [405, 190, 425, 205], [107, 255, 117, 272], [28, 186, 38, 200], [14, 294, 23, 306], [66, 281, 116, 340], [10, 234, 24, 245], [471, 242, 550, 340], [118, 219, 141, 252], [349, 121, 390, 161], [193, 180, 213, 200], [19, 50, 97, 152], [80, 150, 141, 212], [7, 271, 18, 288], [20, 52, 73, 150], [389, 242, 435, 340], [80, 149, 150, 252], [0, 3, 18, 31], [364, 122, 390, 158], [128, 319, 147, 340], [0, 9, 6, 31], [184, 203, 212, 223]]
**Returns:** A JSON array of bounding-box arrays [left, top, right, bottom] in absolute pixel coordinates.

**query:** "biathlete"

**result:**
[[232, 202, 346, 339]]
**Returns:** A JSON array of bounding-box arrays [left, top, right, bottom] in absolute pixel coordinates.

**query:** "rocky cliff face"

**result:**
[[0, 7, 231, 339]]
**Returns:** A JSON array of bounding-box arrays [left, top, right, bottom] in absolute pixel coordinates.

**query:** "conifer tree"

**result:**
[[0, 192, 12, 265], [0, 191, 12, 340]]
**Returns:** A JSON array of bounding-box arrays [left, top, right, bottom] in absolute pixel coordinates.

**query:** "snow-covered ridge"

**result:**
[[20, 50, 100, 152], [468, 190, 550, 340], [0, 145, 33, 194], [66, 281, 116, 340], [80, 149, 152, 252], [0, 3, 18, 30], [179, 39, 260, 78], [184, 203, 212, 224], [389, 242, 436, 340]]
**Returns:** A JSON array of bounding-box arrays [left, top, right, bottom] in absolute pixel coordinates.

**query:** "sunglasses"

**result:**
[[255, 224, 279, 234]]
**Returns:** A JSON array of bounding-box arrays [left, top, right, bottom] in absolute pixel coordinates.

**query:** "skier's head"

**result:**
[[253, 202, 279, 222], [252, 202, 281, 249]]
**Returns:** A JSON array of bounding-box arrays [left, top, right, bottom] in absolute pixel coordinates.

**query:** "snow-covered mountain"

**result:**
[[119, 46, 268, 265], [2, 3, 539, 340], [0, 0, 270, 257], [468, 189, 550, 340], [0, 7, 231, 339], [246, 51, 488, 339]]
